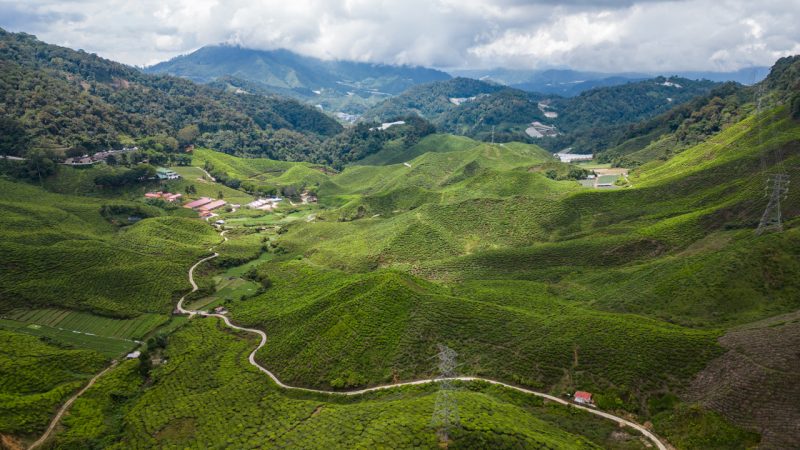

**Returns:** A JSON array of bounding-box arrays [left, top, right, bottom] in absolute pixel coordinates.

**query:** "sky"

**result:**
[[1, 0, 799, 72]]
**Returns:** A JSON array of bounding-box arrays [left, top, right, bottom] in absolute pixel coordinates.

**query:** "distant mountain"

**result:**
[[146, 45, 451, 114], [363, 75, 720, 143], [449, 67, 768, 97]]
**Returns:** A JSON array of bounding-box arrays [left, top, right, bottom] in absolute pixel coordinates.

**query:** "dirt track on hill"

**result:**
[[28, 362, 118, 450], [175, 229, 669, 450]]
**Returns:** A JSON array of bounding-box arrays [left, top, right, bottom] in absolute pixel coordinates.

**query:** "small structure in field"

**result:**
[[156, 167, 181, 180], [145, 191, 182, 202], [556, 152, 593, 163], [213, 306, 228, 315], [248, 197, 283, 211], [126, 350, 141, 359], [573, 391, 593, 405]]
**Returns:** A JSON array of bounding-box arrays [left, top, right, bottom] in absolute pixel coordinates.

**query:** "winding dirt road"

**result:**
[[28, 362, 118, 450], [177, 230, 668, 450]]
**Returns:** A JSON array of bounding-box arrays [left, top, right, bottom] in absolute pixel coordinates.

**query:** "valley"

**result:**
[[0, 25, 798, 450]]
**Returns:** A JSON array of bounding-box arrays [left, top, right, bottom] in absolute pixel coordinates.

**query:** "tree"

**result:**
[[24, 149, 57, 184], [0, 116, 29, 157], [218, 190, 224, 199], [177, 124, 200, 146], [791, 92, 800, 120]]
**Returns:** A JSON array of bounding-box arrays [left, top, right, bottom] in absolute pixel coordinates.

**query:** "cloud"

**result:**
[[0, 0, 797, 71]]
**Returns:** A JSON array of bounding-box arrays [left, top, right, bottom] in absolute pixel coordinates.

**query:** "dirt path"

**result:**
[[198, 167, 216, 182], [178, 230, 668, 450], [28, 361, 118, 450]]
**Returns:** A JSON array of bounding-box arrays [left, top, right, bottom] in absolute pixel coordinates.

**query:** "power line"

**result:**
[[431, 344, 459, 447]]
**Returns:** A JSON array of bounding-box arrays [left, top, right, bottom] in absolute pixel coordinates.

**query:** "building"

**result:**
[[556, 152, 593, 163], [184, 197, 214, 209], [574, 391, 593, 405], [156, 167, 181, 180], [199, 200, 227, 211], [62, 156, 96, 166], [247, 197, 283, 211], [126, 350, 141, 359]]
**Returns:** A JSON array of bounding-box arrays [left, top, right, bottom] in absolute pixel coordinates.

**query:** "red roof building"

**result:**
[[574, 391, 593, 404], [184, 197, 214, 209], [199, 200, 227, 211]]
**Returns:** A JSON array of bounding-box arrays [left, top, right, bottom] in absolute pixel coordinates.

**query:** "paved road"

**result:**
[[178, 230, 668, 450], [28, 362, 118, 450]]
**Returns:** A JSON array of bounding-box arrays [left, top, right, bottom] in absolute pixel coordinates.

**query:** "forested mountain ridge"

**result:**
[[0, 29, 342, 158], [362, 75, 721, 145], [146, 45, 452, 114]]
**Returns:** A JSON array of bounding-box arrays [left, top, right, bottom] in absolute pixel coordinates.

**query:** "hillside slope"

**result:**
[[0, 29, 342, 159]]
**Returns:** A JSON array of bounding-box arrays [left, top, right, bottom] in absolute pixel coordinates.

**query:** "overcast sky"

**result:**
[[1, 0, 799, 71]]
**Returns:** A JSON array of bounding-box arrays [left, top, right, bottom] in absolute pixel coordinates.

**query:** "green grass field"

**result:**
[[2, 309, 166, 340], [0, 319, 136, 357]]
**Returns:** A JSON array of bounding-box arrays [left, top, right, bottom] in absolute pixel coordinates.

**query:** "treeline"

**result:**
[[94, 165, 157, 188], [0, 28, 342, 159]]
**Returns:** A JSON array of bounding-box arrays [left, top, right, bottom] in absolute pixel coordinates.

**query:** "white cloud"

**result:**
[[0, 0, 798, 71]]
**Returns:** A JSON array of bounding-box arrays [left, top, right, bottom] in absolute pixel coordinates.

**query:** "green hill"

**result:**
[[51, 319, 652, 449], [0, 29, 341, 160], [0, 179, 219, 317]]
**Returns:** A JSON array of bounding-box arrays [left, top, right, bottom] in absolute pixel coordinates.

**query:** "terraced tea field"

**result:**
[[3, 309, 166, 340]]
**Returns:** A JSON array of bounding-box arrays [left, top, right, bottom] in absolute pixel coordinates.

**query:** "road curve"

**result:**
[[179, 231, 668, 450], [28, 362, 118, 450]]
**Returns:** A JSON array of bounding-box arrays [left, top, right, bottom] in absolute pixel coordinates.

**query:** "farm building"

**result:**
[[156, 167, 181, 180], [574, 391, 593, 405], [62, 156, 96, 166], [556, 152, 593, 163], [184, 197, 214, 209], [248, 197, 283, 211], [200, 200, 227, 211]]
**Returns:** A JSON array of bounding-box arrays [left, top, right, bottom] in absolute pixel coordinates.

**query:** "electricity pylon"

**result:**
[[431, 344, 459, 446], [756, 173, 789, 235]]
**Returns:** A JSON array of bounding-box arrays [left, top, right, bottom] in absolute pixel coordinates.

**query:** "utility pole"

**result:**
[[431, 344, 459, 447], [756, 173, 789, 235]]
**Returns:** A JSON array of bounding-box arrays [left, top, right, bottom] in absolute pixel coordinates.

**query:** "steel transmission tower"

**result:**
[[756, 173, 790, 235], [431, 344, 459, 446]]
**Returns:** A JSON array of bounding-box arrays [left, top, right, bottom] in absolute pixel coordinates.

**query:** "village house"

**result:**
[[573, 391, 593, 405], [156, 167, 181, 180]]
